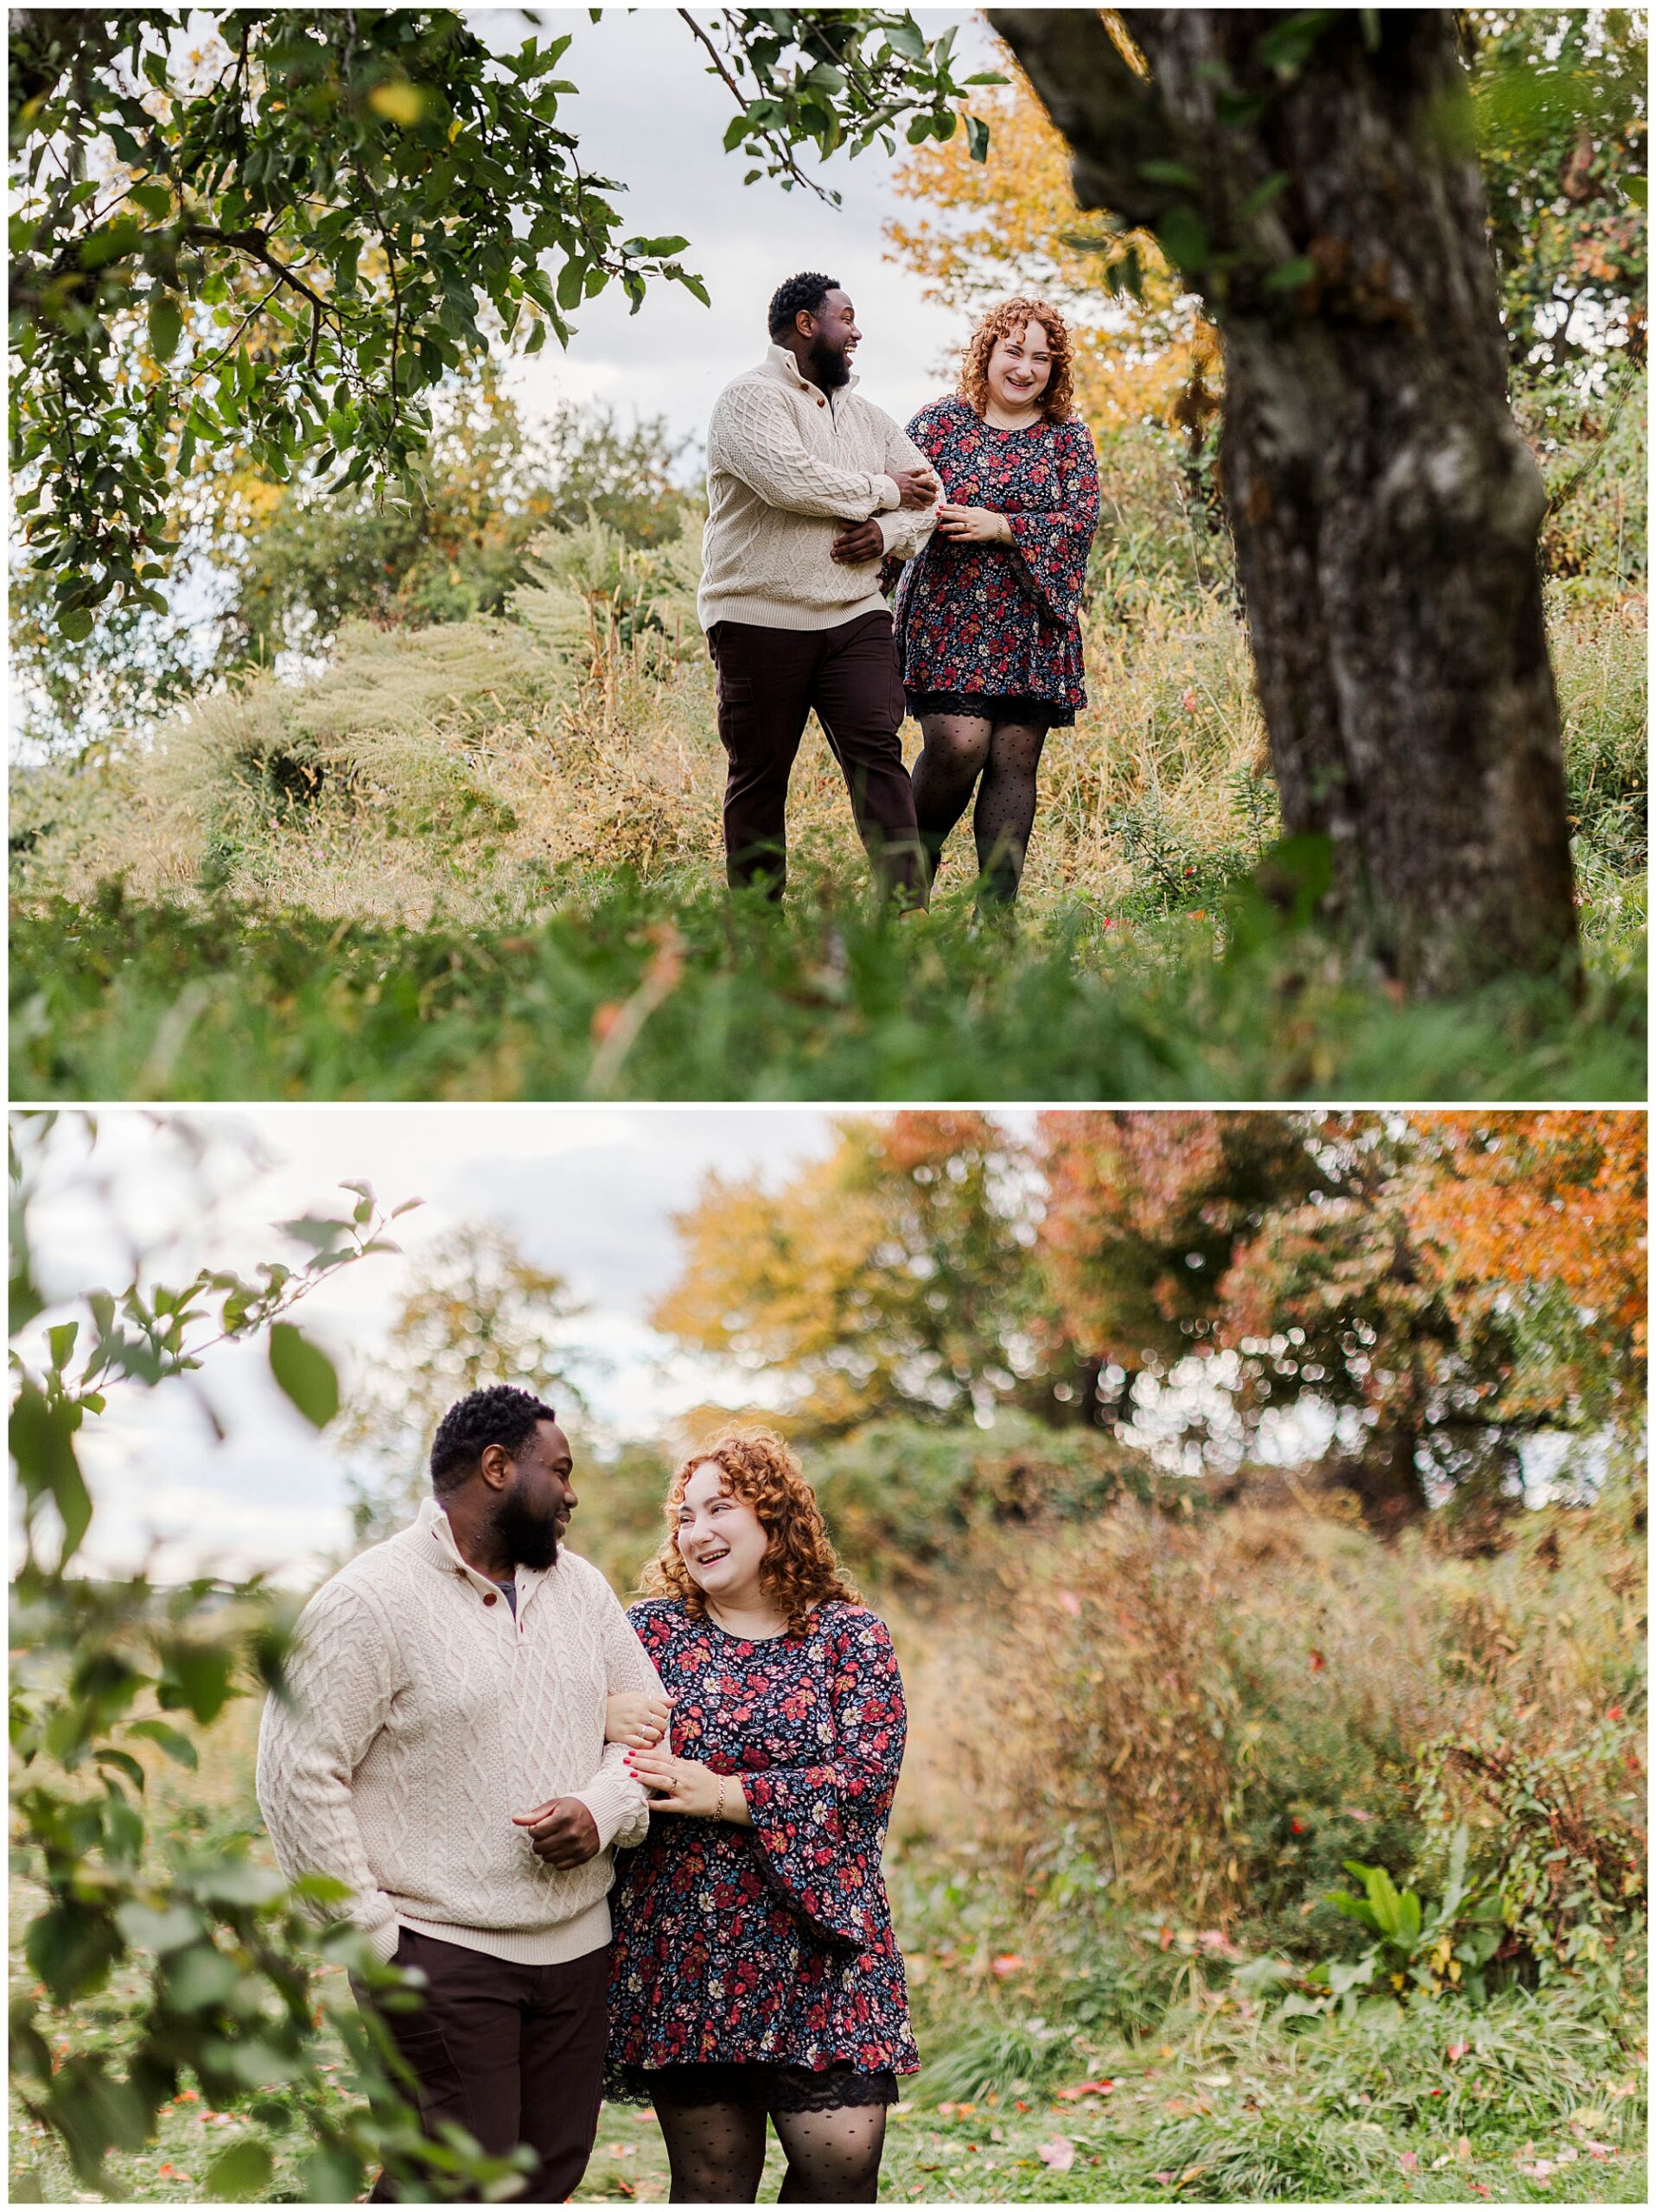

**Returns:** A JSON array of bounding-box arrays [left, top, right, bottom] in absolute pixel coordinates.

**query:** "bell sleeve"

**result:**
[[1004, 419, 1100, 626], [735, 1611, 907, 1955]]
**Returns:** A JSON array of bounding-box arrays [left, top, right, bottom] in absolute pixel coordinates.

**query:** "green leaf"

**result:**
[[94, 1747, 148, 1791], [116, 1898, 203, 1954], [1395, 1886, 1423, 1947], [300, 2145, 365, 2202], [189, 1859, 288, 1909], [147, 291, 182, 360], [204, 2139, 275, 2200], [268, 1322, 340, 1427], [128, 182, 173, 220], [165, 1942, 243, 2010], [127, 1718, 199, 1769], [965, 113, 990, 163], [25, 1903, 122, 2002], [1265, 255, 1317, 293], [1625, 175, 1647, 208], [887, 20, 929, 62], [621, 235, 690, 258], [156, 1637, 236, 1725], [57, 605, 95, 644], [10, 1375, 92, 1563], [1156, 205, 1210, 275], [1139, 159, 1201, 189]]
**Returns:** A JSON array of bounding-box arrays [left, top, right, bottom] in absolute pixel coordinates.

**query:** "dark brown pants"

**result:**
[[707, 611, 924, 902], [366, 1928, 610, 2202]]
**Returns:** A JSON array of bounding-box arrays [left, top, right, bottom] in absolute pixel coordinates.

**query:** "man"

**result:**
[[257, 1386, 660, 2202], [699, 270, 940, 904]]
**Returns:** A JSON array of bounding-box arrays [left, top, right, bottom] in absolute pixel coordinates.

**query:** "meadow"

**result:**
[[10, 1446, 1646, 2203], [10, 502, 1647, 1102]]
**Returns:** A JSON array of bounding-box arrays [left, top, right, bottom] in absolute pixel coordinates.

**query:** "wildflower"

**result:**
[[1181, 688, 1200, 713]]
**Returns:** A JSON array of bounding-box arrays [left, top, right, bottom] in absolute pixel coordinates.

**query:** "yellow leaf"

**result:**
[[368, 82, 426, 126]]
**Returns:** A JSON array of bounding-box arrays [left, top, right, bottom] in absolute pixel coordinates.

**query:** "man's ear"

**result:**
[[478, 1441, 513, 1492]]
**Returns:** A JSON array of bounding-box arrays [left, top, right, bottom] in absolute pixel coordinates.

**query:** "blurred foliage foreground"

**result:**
[[8, 1111, 1648, 2201]]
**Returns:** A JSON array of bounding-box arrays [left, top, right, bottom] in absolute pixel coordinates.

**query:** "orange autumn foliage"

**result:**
[[1404, 1112, 1648, 1374], [883, 39, 1212, 431]]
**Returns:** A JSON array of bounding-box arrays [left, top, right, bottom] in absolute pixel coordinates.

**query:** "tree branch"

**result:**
[[689, 10, 839, 204]]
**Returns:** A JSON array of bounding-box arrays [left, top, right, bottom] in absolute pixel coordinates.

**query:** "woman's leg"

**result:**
[[972, 718, 1049, 905], [910, 711, 993, 878], [772, 2101, 889, 2203], [653, 2097, 769, 2203]]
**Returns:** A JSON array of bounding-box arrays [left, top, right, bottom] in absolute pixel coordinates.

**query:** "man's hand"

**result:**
[[511, 1796, 602, 1867], [831, 518, 886, 565], [891, 465, 940, 512]]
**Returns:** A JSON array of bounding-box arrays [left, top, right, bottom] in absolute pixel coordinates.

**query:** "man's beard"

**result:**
[[807, 334, 852, 390], [494, 1483, 561, 1572]]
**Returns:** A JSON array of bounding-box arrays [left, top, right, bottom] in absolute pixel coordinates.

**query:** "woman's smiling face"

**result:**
[[986, 320, 1052, 411], [676, 1460, 770, 1605]]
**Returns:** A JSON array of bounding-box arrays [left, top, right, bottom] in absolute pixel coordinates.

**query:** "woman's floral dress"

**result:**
[[892, 396, 1100, 725], [606, 1599, 919, 2095]]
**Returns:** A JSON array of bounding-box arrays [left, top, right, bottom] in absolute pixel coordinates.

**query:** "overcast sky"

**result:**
[[475, 5, 1001, 448], [10, 1107, 927, 1583]]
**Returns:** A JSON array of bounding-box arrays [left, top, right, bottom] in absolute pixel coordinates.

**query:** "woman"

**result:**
[[892, 296, 1100, 905], [602, 1431, 917, 2203]]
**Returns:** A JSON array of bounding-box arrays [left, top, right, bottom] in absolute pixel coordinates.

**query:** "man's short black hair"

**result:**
[[430, 1385, 558, 1493], [768, 271, 840, 340]]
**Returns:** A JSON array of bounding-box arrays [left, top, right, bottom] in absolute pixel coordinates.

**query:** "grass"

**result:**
[[10, 868, 1645, 1102], [11, 1489, 1646, 2202], [12, 1878, 1644, 2204], [9, 523, 1645, 1103]]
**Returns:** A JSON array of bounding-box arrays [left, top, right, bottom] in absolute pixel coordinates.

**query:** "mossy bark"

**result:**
[[990, 7, 1579, 995]]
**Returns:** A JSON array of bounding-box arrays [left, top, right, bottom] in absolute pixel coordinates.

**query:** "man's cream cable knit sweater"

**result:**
[[698, 343, 939, 632], [256, 1497, 662, 1967]]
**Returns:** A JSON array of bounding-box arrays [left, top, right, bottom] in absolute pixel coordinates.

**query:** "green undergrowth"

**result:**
[[10, 868, 1644, 1103], [13, 1862, 1645, 2205]]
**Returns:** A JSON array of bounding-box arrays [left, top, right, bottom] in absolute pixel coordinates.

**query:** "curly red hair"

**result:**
[[640, 1429, 858, 1638], [960, 295, 1075, 423]]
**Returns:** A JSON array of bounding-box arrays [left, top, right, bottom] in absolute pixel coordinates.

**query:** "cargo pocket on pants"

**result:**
[[715, 672, 758, 757]]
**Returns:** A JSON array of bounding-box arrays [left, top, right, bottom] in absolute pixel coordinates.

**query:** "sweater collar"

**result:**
[[411, 1494, 554, 1615], [763, 340, 859, 404]]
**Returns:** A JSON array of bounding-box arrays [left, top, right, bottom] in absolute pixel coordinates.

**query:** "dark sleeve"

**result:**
[[1004, 419, 1100, 626], [905, 400, 954, 471], [736, 1612, 907, 1954]]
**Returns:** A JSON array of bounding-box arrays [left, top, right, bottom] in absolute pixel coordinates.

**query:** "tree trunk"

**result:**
[[989, 8, 1579, 995]]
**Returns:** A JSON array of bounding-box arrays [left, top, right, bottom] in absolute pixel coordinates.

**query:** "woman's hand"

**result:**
[[606, 1690, 674, 1749], [936, 502, 1012, 544], [625, 1746, 752, 1825]]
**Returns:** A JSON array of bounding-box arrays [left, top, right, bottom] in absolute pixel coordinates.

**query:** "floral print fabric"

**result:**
[[606, 1599, 919, 2081], [892, 396, 1100, 715]]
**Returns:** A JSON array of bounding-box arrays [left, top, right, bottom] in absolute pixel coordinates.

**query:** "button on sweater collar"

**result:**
[[411, 1494, 551, 1611], [763, 340, 857, 406]]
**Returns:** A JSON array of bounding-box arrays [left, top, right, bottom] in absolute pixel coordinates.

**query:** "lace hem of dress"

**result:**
[[606, 2061, 901, 2113], [906, 686, 1077, 728]]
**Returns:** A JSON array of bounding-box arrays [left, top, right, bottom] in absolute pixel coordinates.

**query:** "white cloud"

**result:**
[[17, 1105, 841, 1580], [468, 7, 1002, 442]]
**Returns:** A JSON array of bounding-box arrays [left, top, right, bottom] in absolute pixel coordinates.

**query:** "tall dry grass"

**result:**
[[910, 1474, 1646, 1948], [10, 514, 1275, 924]]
